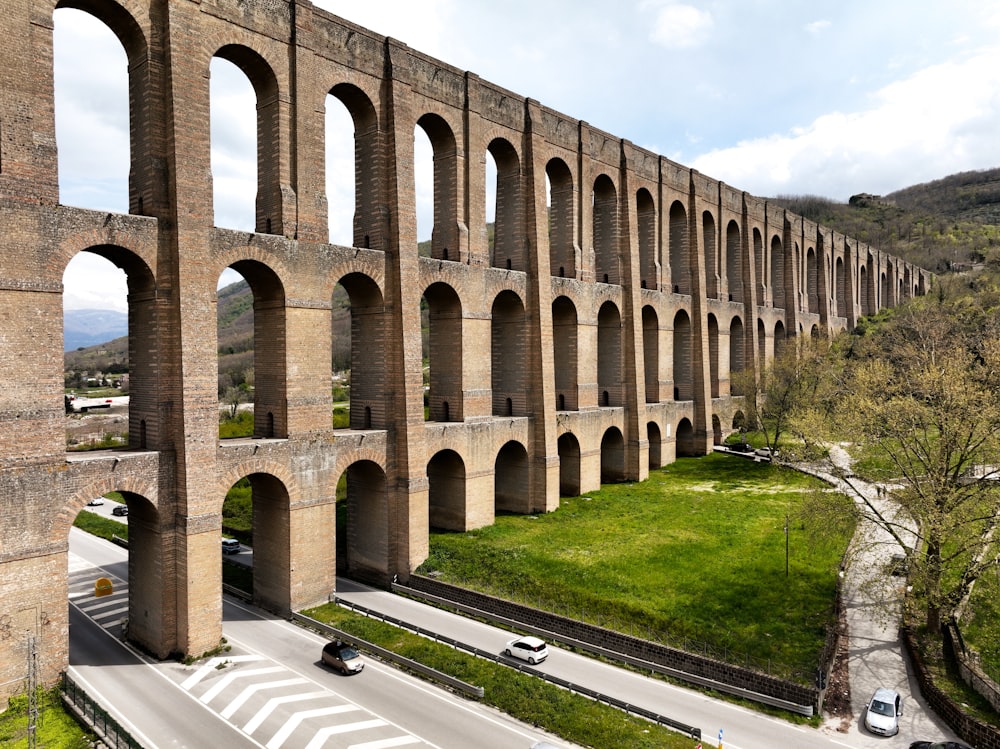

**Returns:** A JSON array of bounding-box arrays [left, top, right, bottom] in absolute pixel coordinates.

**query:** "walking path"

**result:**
[[808, 445, 960, 746]]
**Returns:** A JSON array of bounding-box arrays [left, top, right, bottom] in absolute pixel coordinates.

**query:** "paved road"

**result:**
[[68, 528, 571, 749]]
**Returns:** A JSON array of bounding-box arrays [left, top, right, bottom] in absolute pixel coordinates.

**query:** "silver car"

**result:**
[[864, 687, 902, 736]]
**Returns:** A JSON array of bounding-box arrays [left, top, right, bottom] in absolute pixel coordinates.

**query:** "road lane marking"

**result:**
[[181, 655, 266, 690], [264, 705, 362, 748], [302, 719, 389, 749], [221, 677, 310, 719], [200, 666, 287, 705], [243, 692, 340, 735]]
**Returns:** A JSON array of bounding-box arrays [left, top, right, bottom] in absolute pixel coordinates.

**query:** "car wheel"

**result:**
[[341, 665, 349, 675], [528, 656, 536, 665], [504, 648, 512, 657]]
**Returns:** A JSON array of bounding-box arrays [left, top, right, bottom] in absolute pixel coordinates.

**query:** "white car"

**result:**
[[87, 497, 105, 506], [504, 635, 549, 665], [864, 687, 902, 736]]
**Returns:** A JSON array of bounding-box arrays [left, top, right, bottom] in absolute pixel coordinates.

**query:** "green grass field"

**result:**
[[418, 452, 851, 680]]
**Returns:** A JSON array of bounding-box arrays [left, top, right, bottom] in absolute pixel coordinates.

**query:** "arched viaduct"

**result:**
[[0, 0, 931, 700]]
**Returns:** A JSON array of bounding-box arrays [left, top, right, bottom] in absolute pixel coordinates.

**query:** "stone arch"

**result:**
[[757, 317, 768, 364], [328, 83, 383, 250], [546, 158, 576, 278], [600, 427, 626, 483], [487, 137, 524, 271], [708, 313, 720, 399], [416, 113, 461, 261], [552, 296, 579, 411], [637, 187, 657, 289], [557, 432, 581, 496], [673, 309, 692, 401], [338, 459, 390, 582], [703, 211, 718, 299], [495, 441, 529, 514], [835, 256, 846, 318], [647, 421, 663, 470], [592, 174, 619, 284], [711, 413, 723, 445], [642, 305, 659, 403], [597, 301, 623, 407], [492, 290, 527, 416], [337, 272, 387, 429], [774, 320, 787, 358], [770, 235, 784, 309], [753, 228, 765, 301], [729, 316, 745, 395], [423, 281, 463, 422], [428, 449, 467, 531], [676, 417, 696, 457], [726, 220, 742, 303], [225, 259, 288, 438], [806, 246, 819, 314], [214, 44, 285, 235], [668, 200, 689, 294]]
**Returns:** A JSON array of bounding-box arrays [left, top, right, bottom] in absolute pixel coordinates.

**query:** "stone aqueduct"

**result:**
[[0, 0, 930, 699]]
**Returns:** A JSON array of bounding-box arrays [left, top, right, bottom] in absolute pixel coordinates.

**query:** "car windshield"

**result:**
[[869, 699, 895, 717], [339, 647, 359, 660]]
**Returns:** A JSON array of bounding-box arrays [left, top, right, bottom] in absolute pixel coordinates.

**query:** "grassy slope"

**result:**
[[419, 453, 850, 678]]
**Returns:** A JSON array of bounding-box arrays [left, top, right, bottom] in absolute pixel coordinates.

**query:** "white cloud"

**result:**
[[692, 46, 1000, 200], [646, 2, 713, 49], [805, 19, 830, 35]]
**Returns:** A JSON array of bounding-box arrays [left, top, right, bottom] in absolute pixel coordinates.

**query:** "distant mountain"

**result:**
[[64, 309, 128, 351]]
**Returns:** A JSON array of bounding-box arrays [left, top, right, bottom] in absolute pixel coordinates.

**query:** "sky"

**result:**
[[52, 0, 1000, 312]]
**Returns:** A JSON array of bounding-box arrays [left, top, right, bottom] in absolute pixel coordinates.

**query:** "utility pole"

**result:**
[[27, 635, 38, 749]]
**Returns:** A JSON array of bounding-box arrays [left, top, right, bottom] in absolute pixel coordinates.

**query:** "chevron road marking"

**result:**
[[347, 737, 423, 749], [199, 666, 287, 705], [301, 719, 390, 749], [264, 705, 362, 748], [220, 677, 309, 719], [180, 655, 266, 690], [243, 692, 342, 735]]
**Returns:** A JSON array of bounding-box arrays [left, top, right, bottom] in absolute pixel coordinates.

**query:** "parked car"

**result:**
[[908, 743, 974, 749], [504, 635, 549, 665], [87, 497, 104, 506], [321, 641, 364, 675], [221, 538, 241, 554], [864, 687, 902, 736], [112, 504, 128, 516]]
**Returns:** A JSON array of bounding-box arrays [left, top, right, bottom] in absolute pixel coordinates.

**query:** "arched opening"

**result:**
[[726, 220, 742, 303], [428, 449, 467, 531], [835, 256, 846, 318], [642, 305, 659, 403], [598, 302, 623, 407], [546, 159, 576, 278], [327, 84, 382, 250], [337, 460, 389, 582], [495, 441, 530, 514], [676, 418, 696, 457], [729, 316, 745, 395], [492, 291, 527, 416], [704, 211, 718, 299], [416, 114, 461, 260], [487, 138, 523, 271], [218, 261, 287, 439], [708, 314, 720, 398], [770, 236, 784, 309], [774, 320, 787, 359], [668, 201, 689, 294], [712, 414, 723, 445], [552, 296, 579, 411], [647, 422, 663, 470], [637, 188, 656, 289], [557, 432, 581, 496], [807, 247, 819, 314], [600, 428, 626, 483], [222, 472, 292, 613], [672, 310, 692, 401], [335, 273, 386, 429], [63, 247, 156, 450], [211, 46, 283, 235], [757, 317, 768, 364], [753, 228, 765, 301], [592, 175, 619, 284], [423, 283, 463, 422]]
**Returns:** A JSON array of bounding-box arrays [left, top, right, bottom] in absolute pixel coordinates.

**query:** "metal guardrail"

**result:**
[[327, 596, 702, 740], [290, 611, 484, 699], [62, 672, 143, 748], [395, 582, 814, 717]]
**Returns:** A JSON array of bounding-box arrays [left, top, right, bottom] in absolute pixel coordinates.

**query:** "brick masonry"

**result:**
[[0, 0, 931, 704]]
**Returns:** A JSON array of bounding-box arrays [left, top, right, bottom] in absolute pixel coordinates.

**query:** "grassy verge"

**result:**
[[303, 603, 700, 749], [72, 510, 128, 543], [418, 453, 851, 680], [0, 689, 92, 749]]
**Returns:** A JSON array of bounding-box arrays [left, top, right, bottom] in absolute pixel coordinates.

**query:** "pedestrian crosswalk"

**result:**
[[68, 554, 426, 749]]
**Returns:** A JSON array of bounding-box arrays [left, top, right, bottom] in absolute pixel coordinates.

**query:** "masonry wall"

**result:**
[[0, 0, 932, 703]]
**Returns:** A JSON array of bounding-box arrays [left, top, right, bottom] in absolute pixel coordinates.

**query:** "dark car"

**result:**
[[112, 504, 128, 516], [321, 641, 364, 675], [909, 742, 974, 749]]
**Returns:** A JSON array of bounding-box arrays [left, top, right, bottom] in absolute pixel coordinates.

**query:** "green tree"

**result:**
[[824, 304, 1000, 632]]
